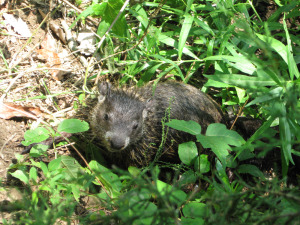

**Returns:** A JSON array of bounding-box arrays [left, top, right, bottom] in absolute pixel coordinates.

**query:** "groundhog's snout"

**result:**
[[106, 132, 130, 151], [109, 138, 125, 150]]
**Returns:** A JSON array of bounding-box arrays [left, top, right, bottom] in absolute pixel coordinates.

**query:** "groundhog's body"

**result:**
[[90, 81, 225, 167]]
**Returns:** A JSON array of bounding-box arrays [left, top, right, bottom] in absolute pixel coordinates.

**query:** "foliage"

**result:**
[[2, 0, 300, 224]]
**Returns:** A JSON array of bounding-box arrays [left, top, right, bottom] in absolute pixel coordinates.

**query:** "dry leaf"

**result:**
[[0, 102, 44, 119], [2, 13, 31, 38]]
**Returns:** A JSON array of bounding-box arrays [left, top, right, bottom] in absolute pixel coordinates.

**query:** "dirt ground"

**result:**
[[0, 1, 92, 217]]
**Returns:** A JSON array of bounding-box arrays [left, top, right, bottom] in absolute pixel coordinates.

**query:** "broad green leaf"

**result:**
[[29, 167, 38, 183], [178, 141, 198, 166], [204, 74, 277, 88], [71, 184, 81, 202], [11, 170, 29, 184], [196, 123, 244, 164], [93, 2, 108, 16], [22, 127, 50, 146], [165, 119, 201, 135], [48, 158, 62, 172], [89, 160, 122, 195], [156, 180, 187, 206], [60, 155, 83, 180], [178, 14, 194, 59], [70, 5, 95, 28], [97, 20, 110, 37], [181, 218, 205, 225], [237, 164, 265, 179], [129, 200, 157, 224], [178, 170, 197, 186], [57, 119, 89, 133], [128, 166, 141, 177], [183, 202, 207, 218], [40, 161, 48, 175], [103, 0, 127, 37], [29, 144, 49, 158], [194, 154, 211, 174]]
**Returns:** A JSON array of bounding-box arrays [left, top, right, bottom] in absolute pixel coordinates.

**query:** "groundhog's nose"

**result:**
[[110, 139, 125, 150]]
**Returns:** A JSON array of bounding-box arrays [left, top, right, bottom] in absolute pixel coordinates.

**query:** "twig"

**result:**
[[0, 134, 16, 159], [230, 99, 249, 130], [96, 0, 130, 50], [0, 72, 24, 102]]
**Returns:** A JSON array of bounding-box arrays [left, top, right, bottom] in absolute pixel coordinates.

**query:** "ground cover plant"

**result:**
[[0, 0, 300, 224]]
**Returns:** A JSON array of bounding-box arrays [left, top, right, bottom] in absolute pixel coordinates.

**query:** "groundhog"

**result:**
[[90, 81, 226, 167]]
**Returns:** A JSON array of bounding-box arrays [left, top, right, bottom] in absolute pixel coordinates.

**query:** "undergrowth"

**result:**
[[1, 0, 300, 224]]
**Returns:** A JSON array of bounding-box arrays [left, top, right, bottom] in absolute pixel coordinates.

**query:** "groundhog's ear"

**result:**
[[98, 82, 111, 102]]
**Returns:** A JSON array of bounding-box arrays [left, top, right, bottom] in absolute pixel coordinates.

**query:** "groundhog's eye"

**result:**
[[104, 113, 109, 121], [132, 122, 138, 130]]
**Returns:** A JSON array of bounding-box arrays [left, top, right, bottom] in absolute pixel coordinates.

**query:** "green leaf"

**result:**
[[60, 155, 84, 180], [48, 158, 62, 172], [89, 160, 122, 196], [282, 14, 299, 79], [29, 167, 38, 183], [165, 119, 201, 135], [156, 180, 187, 206], [22, 127, 50, 146], [196, 124, 244, 164], [40, 161, 48, 175], [280, 116, 294, 166], [256, 33, 288, 64], [103, 0, 127, 37], [246, 87, 283, 106], [178, 170, 197, 186], [70, 5, 95, 28], [178, 141, 198, 166], [92, 2, 108, 16], [158, 33, 200, 60], [128, 166, 141, 177], [237, 164, 265, 179], [29, 144, 48, 158], [178, 14, 194, 59], [150, 54, 185, 80], [204, 55, 256, 75], [57, 119, 89, 133], [204, 74, 277, 88], [194, 154, 211, 174], [183, 202, 207, 218], [10, 170, 29, 184], [194, 17, 214, 36], [97, 20, 110, 37], [181, 218, 205, 225]]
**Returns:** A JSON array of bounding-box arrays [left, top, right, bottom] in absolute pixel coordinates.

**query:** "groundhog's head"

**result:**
[[91, 82, 152, 152]]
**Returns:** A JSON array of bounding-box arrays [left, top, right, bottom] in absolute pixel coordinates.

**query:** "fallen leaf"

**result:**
[[0, 102, 44, 119], [2, 13, 31, 38]]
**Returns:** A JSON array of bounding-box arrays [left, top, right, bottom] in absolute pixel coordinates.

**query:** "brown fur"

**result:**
[[90, 81, 226, 168]]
